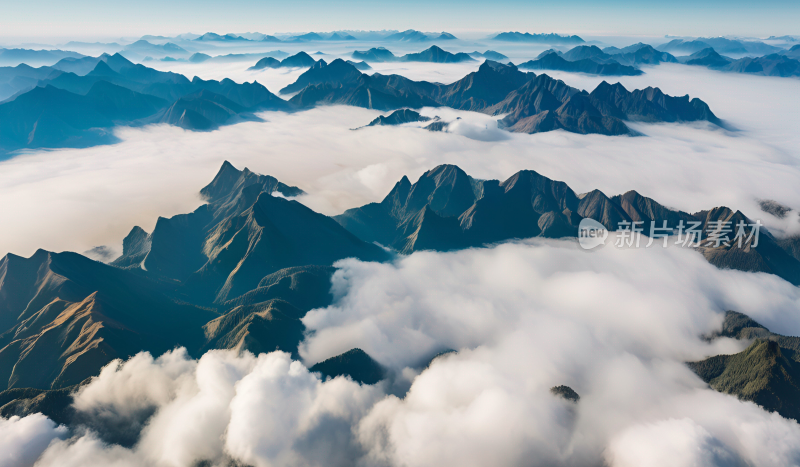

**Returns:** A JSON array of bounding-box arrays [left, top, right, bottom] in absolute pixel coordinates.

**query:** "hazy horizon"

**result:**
[[1, 0, 798, 43]]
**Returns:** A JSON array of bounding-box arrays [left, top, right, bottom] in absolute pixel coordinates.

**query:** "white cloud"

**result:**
[[0, 414, 67, 467], [2, 64, 800, 258], [30, 350, 380, 467], [4, 240, 800, 467]]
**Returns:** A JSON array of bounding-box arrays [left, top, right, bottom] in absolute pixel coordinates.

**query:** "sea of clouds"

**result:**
[[3, 240, 800, 467], [2, 50, 800, 467], [2, 62, 800, 259]]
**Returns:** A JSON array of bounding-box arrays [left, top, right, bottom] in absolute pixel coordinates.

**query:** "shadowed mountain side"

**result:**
[[221, 265, 335, 312], [310, 348, 385, 385], [113, 161, 304, 280], [346, 60, 372, 71], [334, 164, 800, 284], [150, 90, 255, 131], [279, 51, 317, 68], [202, 299, 304, 357], [469, 50, 509, 61], [112, 161, 387, 305], [2, 56, 723, 155], [518, 52, 644, 76], [0, 379, 90, 427], [363, 108, 431, 127], [0, 250, 218, 390], [249, 56, 280, 70], [399, 46, 475, 63], [680, 47, 800, 77], [603, 44, 678, 66], [182, 191, 390, 303], [0, 82, 162, 153], [280, 59, 362, 94], [435, 60, 532, 111], [352, 47, 398, 62], [283, 60, 719, 136], [0, 53, 290, 154], [696, 208, 800, 285], [681, 48, 735, 68]]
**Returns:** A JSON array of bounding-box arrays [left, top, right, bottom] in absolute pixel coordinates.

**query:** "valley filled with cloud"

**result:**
[[2, 15, 800, 467]]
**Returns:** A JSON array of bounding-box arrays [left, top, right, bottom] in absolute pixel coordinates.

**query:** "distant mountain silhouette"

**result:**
[[659, 37, 780, 55], [278, 51, 317, 68], [723, 54, 800, 77], [0, 54, 289, 155], [346, 60, 372, 70], [1, 53, 725, 155], [0, 48, 84, 67], [189, 52, 211, 63], [364, 108, 432, 127], [400, 45, 475, 63], [0, 63, 64, 100], [603, 43, 678, 65], [492, 32, 584, 44], [51, 56, 104, 75], [328, 32, 357, 41], [195, 32, 250, 42], [518, 52, 643, 76], [283, 60, 719, 135], [152, 90, 255, 130], [680, 48, 800, 77], [384, 29, 455, 42], [122, 40, 188, 60], [681, 47, 734, 67], [468, 50, 509, 61], [351, 47, 398, 62], [287, 32, 324, 42], [279, 59, 362, 94], [518, 44, 675, 75], [249, 56, 281, 70]]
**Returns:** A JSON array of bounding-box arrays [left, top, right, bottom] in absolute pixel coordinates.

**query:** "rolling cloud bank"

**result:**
[[3, 239, 800, 467], [2, 64, 800, 259]]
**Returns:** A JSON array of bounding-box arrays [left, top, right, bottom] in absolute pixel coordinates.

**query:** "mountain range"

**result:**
[[286, 59, 719, 136], [0, 53, 290, 154], [0, 48, 84, 67], [384, 30, 457, 42], [658, 37, 782, 55], [0, 161, 392, 396], [334, 164, 800, 285], [469, 50, 509, 61], [248, 51, 317, 70], [492, 32, 585, 44], [350, 45, 474, 63], [680, 48, 800, 77], [517, 44, 677, 76], [2, 160, 797, 402], [0, 52, 722, 155]]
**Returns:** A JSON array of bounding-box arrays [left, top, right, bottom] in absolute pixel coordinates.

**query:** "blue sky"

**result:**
[[1, 0, 799, 41]]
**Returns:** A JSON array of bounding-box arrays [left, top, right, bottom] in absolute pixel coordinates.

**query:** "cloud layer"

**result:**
[[2, 63, 800, 259], [3, 239, 800, 467]]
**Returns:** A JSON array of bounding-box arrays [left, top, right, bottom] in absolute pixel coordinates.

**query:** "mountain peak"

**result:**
[[200, 161, 244, 202]]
